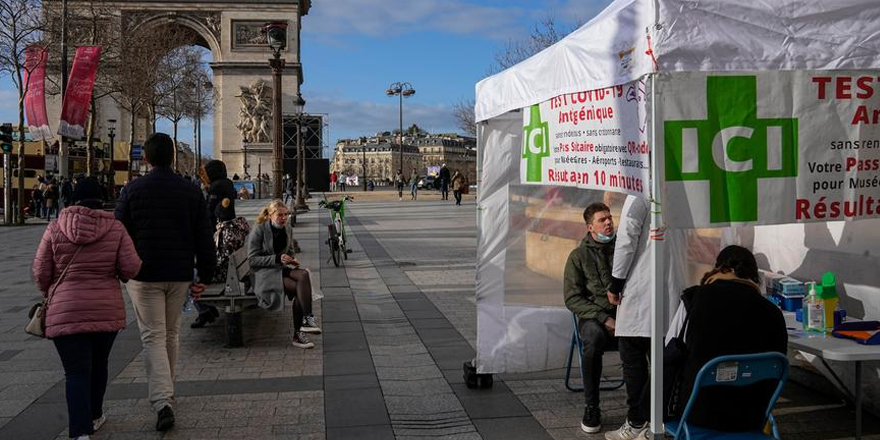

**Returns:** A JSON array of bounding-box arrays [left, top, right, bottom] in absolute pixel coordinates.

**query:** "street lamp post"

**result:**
[[197, 80, 212, 175], [385, 82, 415, 174], [107, 119, 116, 198], [291, 94, 307, 210], [264, 22, 287, 200], [360, 137, 367, 191]]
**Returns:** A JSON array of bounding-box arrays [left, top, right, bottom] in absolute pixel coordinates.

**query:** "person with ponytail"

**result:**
[[670, 245, 787, 431], [247, 200, 320, 349]]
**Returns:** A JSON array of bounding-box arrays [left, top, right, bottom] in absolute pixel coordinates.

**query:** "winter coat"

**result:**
[[212, 217, 251, 284], [439, 166, 450, 183], [114, 166, 215, 282], [610, 195, 687, 337], [204, 160, 236, 226], [32, 206, 142, 338], [563, 234, 616, 324], [678, 275, 787, 431], [451, 173, 465, 191], [247, 221, 296, 311]]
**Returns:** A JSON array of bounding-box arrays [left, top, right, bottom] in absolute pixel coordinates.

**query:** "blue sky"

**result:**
[[0, 0, 613, 158]]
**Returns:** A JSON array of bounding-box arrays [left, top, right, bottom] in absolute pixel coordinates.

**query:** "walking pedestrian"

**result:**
[[451, 170, 465, 206], [340, 174, 347, 192], [330, 171, 338, 192], [285, 175, 295, 204], [410, 168, 419, 200], [31, 185, 44, 218], [60, 177, 73, 210], [114, 133, 215, 432], [44, 179, 60, 220], [33, 177, 142, 440], [439, 163, 451, 200], [395, 169, 406, 201], [248, 200, 321, 349]]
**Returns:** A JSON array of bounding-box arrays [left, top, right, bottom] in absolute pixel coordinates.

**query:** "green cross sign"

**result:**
[[522, 104, 550, 183], [665, 76, 798, 223]]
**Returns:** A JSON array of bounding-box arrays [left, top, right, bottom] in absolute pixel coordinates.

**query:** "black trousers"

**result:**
[[578, 318, 614, 406], [619, 336, 651, 425], [53, 331, 118, 438]]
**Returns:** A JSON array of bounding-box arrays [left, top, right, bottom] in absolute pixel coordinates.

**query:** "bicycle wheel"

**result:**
[[336, 218, 348, 260], [328, 224, 341, 267]]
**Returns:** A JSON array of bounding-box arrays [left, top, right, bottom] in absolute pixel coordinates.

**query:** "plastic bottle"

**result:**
[[182, 294, 194, 314], [820, 272, 839, 333], [804, 283, 825, 333]]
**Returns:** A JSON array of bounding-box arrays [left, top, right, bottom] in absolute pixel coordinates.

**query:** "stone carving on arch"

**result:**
[[123, 10, 222, 57]]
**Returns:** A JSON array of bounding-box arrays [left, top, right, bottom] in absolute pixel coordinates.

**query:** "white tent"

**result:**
[[474, 0, 880, 433]]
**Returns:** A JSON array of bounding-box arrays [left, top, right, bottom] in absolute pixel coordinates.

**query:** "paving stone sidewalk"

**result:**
[[1, 195, 879, 440]]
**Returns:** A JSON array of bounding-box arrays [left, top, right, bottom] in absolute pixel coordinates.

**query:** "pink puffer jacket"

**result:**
[[32, 205, 142, 338]]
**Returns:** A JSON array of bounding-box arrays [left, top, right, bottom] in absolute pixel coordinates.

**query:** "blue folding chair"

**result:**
[[564, 313, 625, 392], [665, 352, 789, 440]]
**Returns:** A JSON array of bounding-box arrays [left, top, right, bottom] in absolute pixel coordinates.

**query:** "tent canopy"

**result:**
[[475, 0, 880, 122]]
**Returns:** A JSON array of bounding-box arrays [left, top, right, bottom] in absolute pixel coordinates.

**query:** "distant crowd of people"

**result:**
[[31, 133, 320, 440]]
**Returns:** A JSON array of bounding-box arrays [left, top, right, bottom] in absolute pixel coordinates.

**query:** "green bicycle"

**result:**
[[319, 195, 353, 267]]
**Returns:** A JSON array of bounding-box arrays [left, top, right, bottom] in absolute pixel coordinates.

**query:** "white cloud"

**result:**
[[304, 0, 527, 40], [304, 95, 459, 143]]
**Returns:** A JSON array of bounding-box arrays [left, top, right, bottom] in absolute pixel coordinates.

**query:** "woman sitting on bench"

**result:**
[[247, 200, 321, 349]]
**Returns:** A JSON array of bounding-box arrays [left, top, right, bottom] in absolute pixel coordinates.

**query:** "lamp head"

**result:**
[[402, 88, 416, 97], [386, 88, 396, 96], [262, 22, 288, 51]]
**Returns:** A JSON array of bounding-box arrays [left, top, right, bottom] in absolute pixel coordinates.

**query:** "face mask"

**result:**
[[595, 232, 615, 243], [271, 220, 286, 229]]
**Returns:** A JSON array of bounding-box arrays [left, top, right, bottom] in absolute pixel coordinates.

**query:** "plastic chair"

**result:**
[[564, 313, 625, 392], [664, 352, 789, 440]]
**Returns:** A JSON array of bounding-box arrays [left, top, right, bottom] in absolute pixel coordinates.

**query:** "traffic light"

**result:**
[[0, 123, 12, 153]]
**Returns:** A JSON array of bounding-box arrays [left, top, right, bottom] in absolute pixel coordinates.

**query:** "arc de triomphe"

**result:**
[[44, 0, 309, 179]]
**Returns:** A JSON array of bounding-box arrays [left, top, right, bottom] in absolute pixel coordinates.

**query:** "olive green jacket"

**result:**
[[563, 234, 616, 324]]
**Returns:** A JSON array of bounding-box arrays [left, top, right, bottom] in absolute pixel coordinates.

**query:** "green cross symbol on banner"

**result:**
[[522, 104, 550, 182], [665, 76, 799, 223]]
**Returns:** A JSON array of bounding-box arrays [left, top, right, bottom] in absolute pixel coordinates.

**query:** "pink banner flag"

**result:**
[[57, 46, 102, 139], [23, 45, 52, 141]]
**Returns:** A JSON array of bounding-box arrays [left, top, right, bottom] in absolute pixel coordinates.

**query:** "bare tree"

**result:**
[[453, 15, 584, 137], [156, 45, 203, 171], [0, 0, 44, 224], [182, 67, 214, 175], [108, 22, 196, 179]]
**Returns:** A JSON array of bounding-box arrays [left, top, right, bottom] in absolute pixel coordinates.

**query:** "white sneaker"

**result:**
[[74, 436, 90, 440], [92, 414, 107, 431], [605, 420, 648, 440], [301, 315, 322, 333]]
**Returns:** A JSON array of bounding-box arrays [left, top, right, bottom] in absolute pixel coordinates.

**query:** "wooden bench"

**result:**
[[199, 247, 259, 347]]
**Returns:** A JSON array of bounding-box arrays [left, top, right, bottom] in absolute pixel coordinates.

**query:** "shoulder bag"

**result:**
[[25, 246, 84, 338]]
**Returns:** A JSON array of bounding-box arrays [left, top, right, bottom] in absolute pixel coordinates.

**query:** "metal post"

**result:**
[[362, 140, 367, 191], [3, 152, 11, 224], [293, 114, 307, 209], [58, 0, 69, 178], [108, 130, 115, 197], [196, 105, 201, 174], [399, 92, 403, 170], [302, 124, 310, 199], [257, 158, 262, 199], [269, 51, 285, 199]]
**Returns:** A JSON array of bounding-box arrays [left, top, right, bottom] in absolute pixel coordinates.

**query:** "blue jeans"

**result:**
[[53, 331, 118, 438]]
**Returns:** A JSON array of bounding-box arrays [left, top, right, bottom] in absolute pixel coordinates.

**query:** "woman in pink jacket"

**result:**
[[32, 177, 142, 440]]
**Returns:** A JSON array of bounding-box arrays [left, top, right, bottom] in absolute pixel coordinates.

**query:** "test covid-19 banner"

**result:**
[[520, 79, 650, 198], [658, 71, 880, 228]]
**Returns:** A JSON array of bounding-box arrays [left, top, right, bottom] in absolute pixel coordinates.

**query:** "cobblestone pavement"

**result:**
[[1, 193, 879, 439]]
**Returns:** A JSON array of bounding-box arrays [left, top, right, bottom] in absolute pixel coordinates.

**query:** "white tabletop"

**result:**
[[784, 312, 880, 362]]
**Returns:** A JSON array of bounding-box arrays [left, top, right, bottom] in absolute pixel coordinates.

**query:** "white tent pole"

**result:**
[[648, 72, 665, 435]]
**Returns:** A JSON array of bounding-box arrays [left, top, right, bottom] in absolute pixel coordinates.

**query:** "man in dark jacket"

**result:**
[[115, 133, 215, 432], [563, 202, 617, 435], [438, 163, 451, 200], [190, 159, 236, 328]]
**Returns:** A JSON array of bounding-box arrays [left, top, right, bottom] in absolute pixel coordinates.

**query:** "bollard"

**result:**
[[225, 310, 244, 348]]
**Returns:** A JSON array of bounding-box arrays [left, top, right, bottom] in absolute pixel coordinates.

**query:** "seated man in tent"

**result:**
[[563, 202, 618, 434]]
